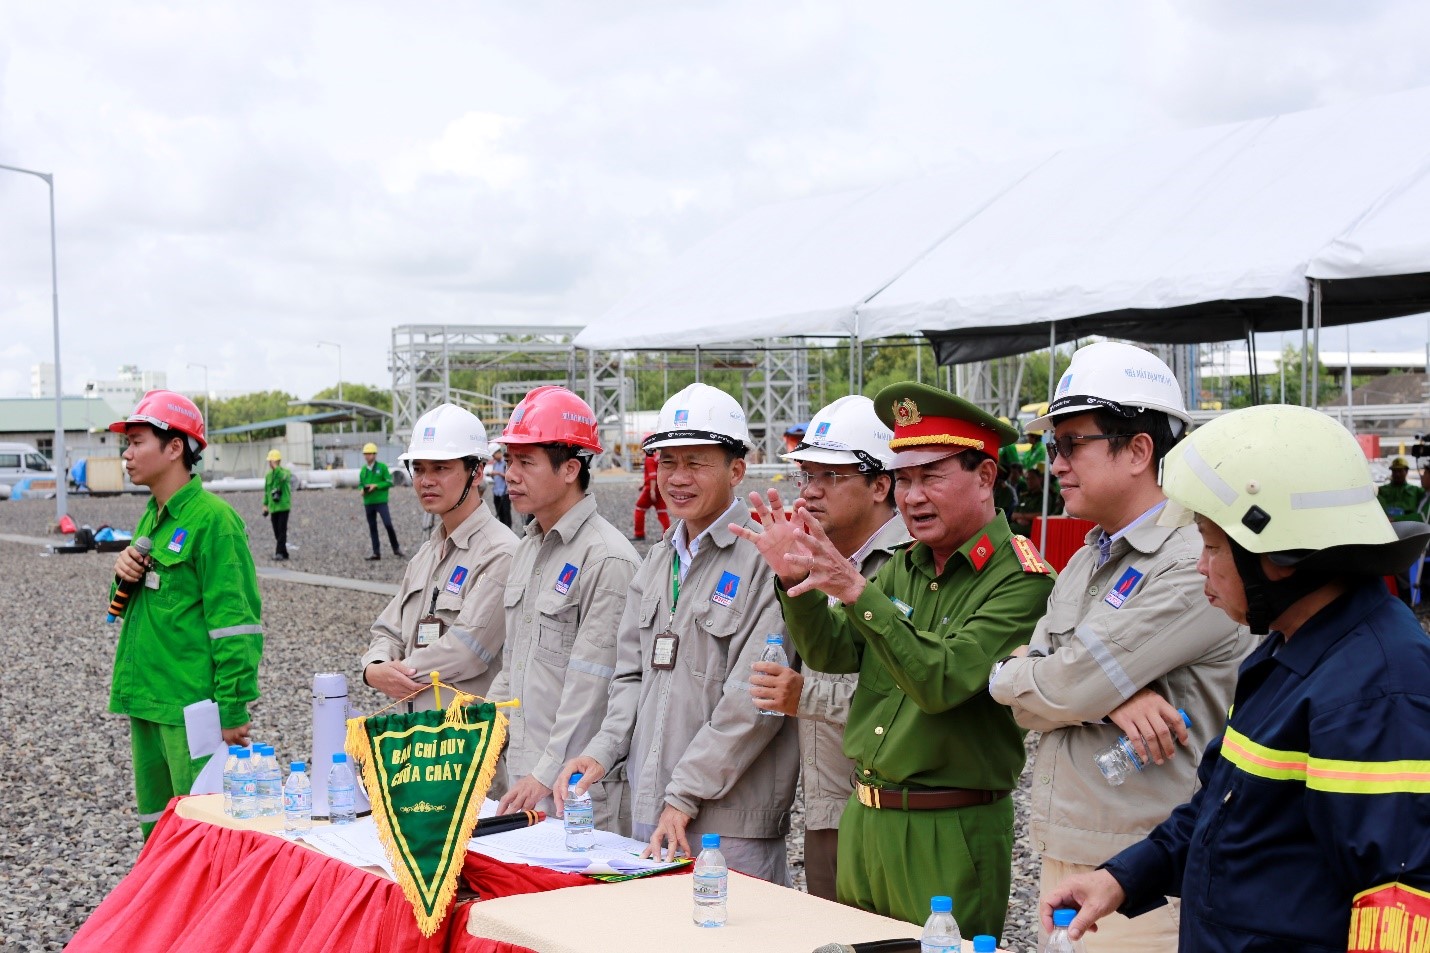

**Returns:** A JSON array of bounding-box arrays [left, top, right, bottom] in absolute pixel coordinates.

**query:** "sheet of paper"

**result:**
[[182, 699, 229, 795], [182, 698, 223, 760], [467, 817, 685, 874], [296, 818, 397, 879]]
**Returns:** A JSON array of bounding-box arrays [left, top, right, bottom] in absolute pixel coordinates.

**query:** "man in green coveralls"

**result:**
[[737, 382, 1055, 937], [108, 391, 263, 838], [360, 441, 404, 561], [261, 448, 292, 560]]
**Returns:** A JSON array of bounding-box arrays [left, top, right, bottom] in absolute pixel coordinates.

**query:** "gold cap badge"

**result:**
[[892, 398, 922, 428]]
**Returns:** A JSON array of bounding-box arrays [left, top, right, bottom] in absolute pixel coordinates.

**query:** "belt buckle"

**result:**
[[856, 782, 880, 809]]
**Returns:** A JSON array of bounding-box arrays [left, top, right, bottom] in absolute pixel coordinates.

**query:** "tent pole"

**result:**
[[694, 345, 702, 384], [1039, 321, 1057, 557], [1300, 286, 1310, 406], [1246, 326, 1260, 405], [1311, 279, 1323, 410]]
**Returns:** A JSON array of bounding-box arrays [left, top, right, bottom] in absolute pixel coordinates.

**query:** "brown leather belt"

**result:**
[[854, 778, 1011, 811]]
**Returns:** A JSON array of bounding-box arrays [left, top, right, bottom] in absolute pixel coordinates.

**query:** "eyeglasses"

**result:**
[[792, 469, 860, 490], [1046, 433, 1122, 461]]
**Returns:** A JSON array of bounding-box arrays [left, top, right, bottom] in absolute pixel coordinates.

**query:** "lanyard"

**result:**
[[668, 554, 681, 626]]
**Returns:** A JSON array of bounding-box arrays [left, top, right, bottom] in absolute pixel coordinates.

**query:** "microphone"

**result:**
[[106, 536, 153, 623], [470, 809, 546, 838], [812, 940, 922, 953]]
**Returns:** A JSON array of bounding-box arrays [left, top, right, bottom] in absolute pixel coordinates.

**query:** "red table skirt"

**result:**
[[69, 800, 554, 953]]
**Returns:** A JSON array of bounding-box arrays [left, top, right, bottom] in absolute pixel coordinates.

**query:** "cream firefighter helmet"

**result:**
[[782, 395, 896, 472], [642, 383, 752, 452], [400, 403, 491, 463], [1162, 404, 1429, 631], [1027, 341, 1192, 436]]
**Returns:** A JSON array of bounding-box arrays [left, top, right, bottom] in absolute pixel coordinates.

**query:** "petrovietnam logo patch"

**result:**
[[554, 562, 579, 595], [711, 571, 741, 608], [445, 566, 469, 594], [1104, 566, 1144, 609], [674, 409, 690, 425], [422, 426, 437, 442], [814, 421, 831, 437], [168, 527, 188, 554], [1056, 372, 1074, 396]]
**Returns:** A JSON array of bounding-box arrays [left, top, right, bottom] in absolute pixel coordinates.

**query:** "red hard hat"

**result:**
[[109, 390, 208, 451], [495, 386, 602, 454]]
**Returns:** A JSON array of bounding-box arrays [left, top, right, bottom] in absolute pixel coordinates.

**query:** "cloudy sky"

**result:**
[[4, 1, 1430, 403]]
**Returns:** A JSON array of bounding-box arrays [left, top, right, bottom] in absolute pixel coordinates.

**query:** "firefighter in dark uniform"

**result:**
[[1042, 404, 1430, 953]]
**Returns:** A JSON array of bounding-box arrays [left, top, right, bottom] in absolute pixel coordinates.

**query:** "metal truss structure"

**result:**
[[389, 325, 812, 471]]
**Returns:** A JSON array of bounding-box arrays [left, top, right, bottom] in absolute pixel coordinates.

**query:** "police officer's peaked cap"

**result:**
[[873, 381, 1018, 469]]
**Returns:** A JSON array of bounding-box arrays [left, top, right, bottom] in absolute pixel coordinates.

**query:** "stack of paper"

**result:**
[[296, 818, 397, 879], [468, 817, 686, 876]]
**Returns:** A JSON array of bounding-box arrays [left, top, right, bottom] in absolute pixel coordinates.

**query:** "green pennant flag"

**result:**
[[347, 698, 507, 936]]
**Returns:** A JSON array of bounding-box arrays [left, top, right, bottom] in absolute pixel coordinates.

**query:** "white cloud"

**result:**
[[1, 0, 1429, 402]]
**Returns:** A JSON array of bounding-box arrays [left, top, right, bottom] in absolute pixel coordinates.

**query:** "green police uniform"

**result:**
[[782, 519, 1053, 936], [109, 476, 264, 836], [780, 381, 1056, 938], [360, 460, 393, 505], [264, 464, 292, 513]]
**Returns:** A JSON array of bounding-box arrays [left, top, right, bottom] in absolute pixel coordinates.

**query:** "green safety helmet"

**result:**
[[1162, 404, 1430, 631]]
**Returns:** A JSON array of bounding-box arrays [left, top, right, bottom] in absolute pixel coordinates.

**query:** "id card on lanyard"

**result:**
[[651, 555, 680, 670], [417, 587, 445, 647]]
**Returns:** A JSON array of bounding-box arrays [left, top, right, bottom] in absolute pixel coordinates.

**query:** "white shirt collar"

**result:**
[[672, 497, 743, 581]]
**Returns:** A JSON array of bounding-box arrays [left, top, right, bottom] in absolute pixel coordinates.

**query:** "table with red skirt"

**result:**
[[68, 795, 974, 953]]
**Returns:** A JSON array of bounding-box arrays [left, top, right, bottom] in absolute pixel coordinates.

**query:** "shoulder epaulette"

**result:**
[[1010, 535, 1054, 574]]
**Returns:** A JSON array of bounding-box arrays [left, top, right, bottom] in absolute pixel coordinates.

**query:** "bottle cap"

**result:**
[[290, 761, 305, 772], [765, 634, 782, 643], [236, 748, 252, 759], [701, 833, 720, 850], [972, 937, 997, 953], [930, 895, 952, 913], [332, 752, 348, 763], [228, 745, 242, 754], [569, 772, 584, 785], [260, 744, 274, 755], [1053, 908, 1077, 927], [1177, 707, 1192, 728]]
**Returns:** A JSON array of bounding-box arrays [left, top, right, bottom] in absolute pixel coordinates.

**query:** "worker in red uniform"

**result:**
[[630, 446, 668, 541]]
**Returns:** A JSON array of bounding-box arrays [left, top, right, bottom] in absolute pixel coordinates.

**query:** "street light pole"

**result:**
[[318, 340, 343, 433], [187, 362, 209, 426], [0, 162, 67, 526]]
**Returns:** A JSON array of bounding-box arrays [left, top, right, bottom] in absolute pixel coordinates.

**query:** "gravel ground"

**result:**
[[0, 476, 1043, 951]]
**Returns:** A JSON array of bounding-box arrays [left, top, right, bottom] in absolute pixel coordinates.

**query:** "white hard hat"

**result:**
[[1027, 342, 1191, 436], [782, 395, 896, 472], [643, 383, 752, 452], [400, 403, 491, 463]]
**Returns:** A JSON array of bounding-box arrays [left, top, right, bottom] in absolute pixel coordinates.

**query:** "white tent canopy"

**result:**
[[571, 155, 1050, 349], [575, 86, 1430, 358]]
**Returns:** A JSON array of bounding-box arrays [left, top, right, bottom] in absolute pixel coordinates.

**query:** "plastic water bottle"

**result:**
[[256, 744, 283, 816], [283, 762, 312, 834], [221, 745, 242, 816], [328, 752, 357, 825], [231, 748, 258, 820], [564, 773, 594, 851], [919, 895, 961, 952], [1047, 907, 1086, 952], [756, 635, 788, 717], [692, 832, 728, 927], [1095, 708, 1192, 785], [972, 936, 997, 952]]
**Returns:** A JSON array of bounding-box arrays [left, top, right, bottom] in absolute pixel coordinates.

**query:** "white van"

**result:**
[[0, 443, 58, 488]]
